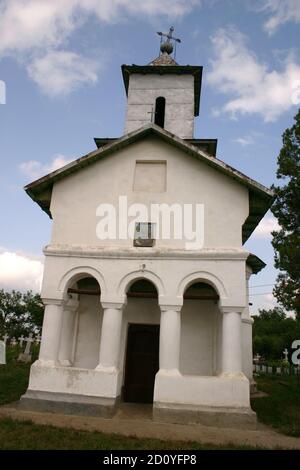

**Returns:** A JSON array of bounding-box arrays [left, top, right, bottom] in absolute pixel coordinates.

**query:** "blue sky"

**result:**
[[0, 0, 299, 315]]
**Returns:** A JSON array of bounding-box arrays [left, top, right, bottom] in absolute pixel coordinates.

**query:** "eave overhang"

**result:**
[[246, 253, 266, 274]]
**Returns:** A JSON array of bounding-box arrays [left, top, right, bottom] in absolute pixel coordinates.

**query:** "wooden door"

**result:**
[[124, 324, 160, 403]]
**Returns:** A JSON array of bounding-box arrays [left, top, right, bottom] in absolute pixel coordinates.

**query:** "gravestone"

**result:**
[[0, 340, 6, 365], [35, 334, 41, 345], [267, 366, 273, 374], [10, 337, 17, 347], [283, 348, 289, 363], [253, 353, 261, 363], [17, 333, 34, 363], [19, 335, 25, 347], [276, 367, 281, 374]]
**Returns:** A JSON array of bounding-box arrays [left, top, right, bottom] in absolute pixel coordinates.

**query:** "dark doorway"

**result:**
[[124, 324, 160, 403], [154, 96, 166, 128]]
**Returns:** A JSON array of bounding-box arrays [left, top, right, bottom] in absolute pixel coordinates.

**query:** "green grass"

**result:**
[[1, 352, 300, 448], [0, 418, 258, 450], [251, 374, 300, 437], [0, 347, 33, 406]]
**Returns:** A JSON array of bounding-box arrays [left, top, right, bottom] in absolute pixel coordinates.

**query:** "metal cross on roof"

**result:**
[[157, 26, 181, 58]]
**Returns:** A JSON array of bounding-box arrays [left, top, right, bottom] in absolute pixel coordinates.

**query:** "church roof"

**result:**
[[24, 123, 274, 244], [121, 64, 202, 116], [148, 52, 178, 66], [94, 137, 218, 157]]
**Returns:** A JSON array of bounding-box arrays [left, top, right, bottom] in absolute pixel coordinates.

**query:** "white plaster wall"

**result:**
[[125, 74, 195, 138], [216, 310, 223, 375], [41, 251, 248, 311], [154, 373, 250, 408], [49, 135, 249, 250], [180, 300, 218, 376], [73, 294, 102, 369]]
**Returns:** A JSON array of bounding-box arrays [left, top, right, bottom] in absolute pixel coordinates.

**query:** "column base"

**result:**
[[156, 368, 181, 377], [153, 402, 257, 429], [59, 359, 72, 367], [33, 359, 60, 367], [19, 390, 119, 418], [95, 364, 118, 374]]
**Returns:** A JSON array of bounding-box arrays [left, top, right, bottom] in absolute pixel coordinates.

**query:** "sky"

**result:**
[[0, 0, 299, 316]]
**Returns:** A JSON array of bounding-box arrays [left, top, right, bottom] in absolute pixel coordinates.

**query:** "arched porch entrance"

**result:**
[[122, 280, 160, 403], [180, 281, 221, 376], [60, 275, 102, 369]]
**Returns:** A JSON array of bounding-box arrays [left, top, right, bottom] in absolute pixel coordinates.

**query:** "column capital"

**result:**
[[221, 306, 244, 315], [242, 317, 254, 325], [159, 295, 183, 312], [100, 295, 127, 310], [101, 301, 125, 310], [159, 305, 182, 313], [42, 298, 65, 307]]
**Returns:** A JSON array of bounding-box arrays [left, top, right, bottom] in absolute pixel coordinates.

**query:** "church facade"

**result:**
[[21, 33, 274, 428]]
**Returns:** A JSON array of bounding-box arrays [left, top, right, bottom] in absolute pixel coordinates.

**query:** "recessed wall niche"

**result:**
[[133, 160, 167, 192]]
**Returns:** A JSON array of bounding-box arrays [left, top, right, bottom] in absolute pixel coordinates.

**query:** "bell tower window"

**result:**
[[154, 96, 166, 128]]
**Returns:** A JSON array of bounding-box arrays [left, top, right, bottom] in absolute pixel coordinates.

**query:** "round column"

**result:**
[[96, 302, 124, 373], [59, 297, 79, 367], [222, 309, 242, 374], [38, 299, 64, 366]]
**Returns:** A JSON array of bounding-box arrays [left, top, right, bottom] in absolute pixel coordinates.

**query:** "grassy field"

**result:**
[[252, 374, 300, 437], [1, 349, 300, 449]]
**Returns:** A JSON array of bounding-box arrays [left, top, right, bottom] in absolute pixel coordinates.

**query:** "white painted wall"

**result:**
[[124, 74, 195, 138], [72, 294, 102, 369], [50, 136, 249, 250], [180, 300, 218, 376]]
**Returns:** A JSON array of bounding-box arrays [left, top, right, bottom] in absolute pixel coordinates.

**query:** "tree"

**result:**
[[271, 109, 300, 319], [0, 289, 44, 339], [253, 307, 300, 360]]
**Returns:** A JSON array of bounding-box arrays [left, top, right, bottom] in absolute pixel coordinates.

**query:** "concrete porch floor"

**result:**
[[1, 402, 300, 449]]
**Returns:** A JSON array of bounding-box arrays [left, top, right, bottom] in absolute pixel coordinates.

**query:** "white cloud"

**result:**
[[0, 249, 43, 292], [233, 136, 254, 146], [259, 293, 278, 310], [259, 0, 300, 34], [0, 0, 198, 56], [252, 215, 281, 238], [0, 0, 199, 94], [27, 50, 99, 96], [19, 154, 72, 180], [207, 27, 300, 121]]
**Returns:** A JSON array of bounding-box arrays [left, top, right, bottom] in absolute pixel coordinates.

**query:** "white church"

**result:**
[[21, 29, 274, 428]]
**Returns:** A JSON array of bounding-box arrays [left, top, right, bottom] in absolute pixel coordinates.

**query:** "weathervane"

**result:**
[[157, 26, 181, 60]]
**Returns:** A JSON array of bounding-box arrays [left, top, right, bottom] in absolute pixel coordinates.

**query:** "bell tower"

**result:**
[[122, 27, 202, 139]]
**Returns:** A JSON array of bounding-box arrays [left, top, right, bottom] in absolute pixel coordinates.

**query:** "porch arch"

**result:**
[[58, 266, 106, 298], [117, 270, 165, 298], [177, 271, 227, 304]]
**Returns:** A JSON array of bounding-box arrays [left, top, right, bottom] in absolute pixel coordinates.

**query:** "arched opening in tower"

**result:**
[[154, 96, 166, 128]]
